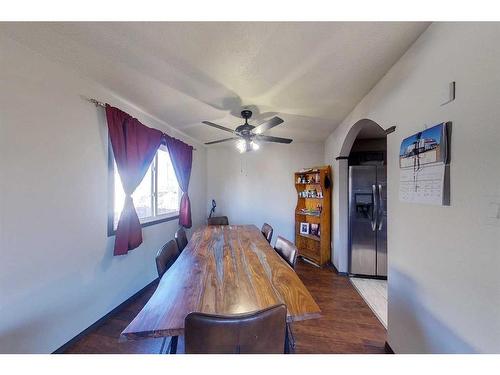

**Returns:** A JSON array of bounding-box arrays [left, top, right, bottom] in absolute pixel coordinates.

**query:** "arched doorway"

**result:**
[[336, 119, 386, 270], [338, 119, 388, 327]]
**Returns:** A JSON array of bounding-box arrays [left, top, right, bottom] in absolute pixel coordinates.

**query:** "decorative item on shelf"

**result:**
[[315, 173, 320, 183], [310, 224, 320, 237], [324, 174, 331, 189], [300, 222, 310, 235], [299, 189, 321, 198], [298, 208, 321, 216]]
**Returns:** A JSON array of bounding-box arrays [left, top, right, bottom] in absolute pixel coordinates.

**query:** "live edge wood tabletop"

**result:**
[[121, 225, 321, 340]]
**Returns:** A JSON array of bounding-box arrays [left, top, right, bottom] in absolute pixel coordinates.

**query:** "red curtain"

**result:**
[[106, 105, 163, 255], [164, 135, 194, 228]]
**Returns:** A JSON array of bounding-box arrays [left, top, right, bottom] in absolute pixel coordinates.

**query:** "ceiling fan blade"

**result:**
[[205, 137, 239, 145], [202, 121, 235, 134], [252, 116, 284, 134], [257, 135, 293, 144]]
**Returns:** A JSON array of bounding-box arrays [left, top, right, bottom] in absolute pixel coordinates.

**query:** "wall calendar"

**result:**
[[399, 122, 450, 206]]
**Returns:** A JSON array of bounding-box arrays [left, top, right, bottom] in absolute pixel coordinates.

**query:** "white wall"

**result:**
[[324, 23, 500, 353], [0, 35, 207, 353], [207, 142, 324, 246]]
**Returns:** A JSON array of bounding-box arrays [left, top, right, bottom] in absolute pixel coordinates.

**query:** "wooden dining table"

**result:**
[[121, 224, 321, 342]]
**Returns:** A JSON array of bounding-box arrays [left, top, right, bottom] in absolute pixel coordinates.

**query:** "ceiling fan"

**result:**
[[203, 110, 293, 153]]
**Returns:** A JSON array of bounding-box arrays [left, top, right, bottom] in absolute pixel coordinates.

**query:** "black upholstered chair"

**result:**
[[175, 227, 188, 253], [155, 239, 180, 278], [155, 239, 181, 354], [272, 236, 299, 353], [274, 236, 298, 269], [261, 223, 274, 243], [207, 216, 229, 225], [184, 304, 287, 354]]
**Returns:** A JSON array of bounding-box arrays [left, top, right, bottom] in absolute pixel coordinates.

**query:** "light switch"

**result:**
[[482, 196, 500, 226], [486, 202, 500, 219], [440, 81, 456, 106]]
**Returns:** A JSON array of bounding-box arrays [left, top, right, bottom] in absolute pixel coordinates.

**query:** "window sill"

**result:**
[[108, 212, 179, 237]]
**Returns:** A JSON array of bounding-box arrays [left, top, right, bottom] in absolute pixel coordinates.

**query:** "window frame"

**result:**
[[107, 143, 180, 237]]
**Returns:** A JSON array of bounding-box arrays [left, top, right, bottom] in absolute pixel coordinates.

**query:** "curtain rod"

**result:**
[[88, 98, 106, 108], [87, 97, 197, 150]]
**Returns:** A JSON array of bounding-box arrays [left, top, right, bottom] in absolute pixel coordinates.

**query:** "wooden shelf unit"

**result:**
[[294, 166, 332, 267]]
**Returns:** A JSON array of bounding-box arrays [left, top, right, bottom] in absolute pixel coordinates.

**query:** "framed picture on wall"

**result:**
[[300, 222, 310, 235]]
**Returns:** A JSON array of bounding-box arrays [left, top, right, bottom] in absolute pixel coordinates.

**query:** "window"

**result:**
[[109, 146, 180, 235]]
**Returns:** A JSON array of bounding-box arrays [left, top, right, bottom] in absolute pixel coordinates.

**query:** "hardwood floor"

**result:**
[[63, 259, 387, 354], [293, 261, 387, 353], [350, 277, 388, 328]]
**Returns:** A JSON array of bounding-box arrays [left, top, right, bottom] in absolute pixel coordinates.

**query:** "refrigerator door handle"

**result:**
[[378, 184, 384, 231], [371, 184, 377, 231]]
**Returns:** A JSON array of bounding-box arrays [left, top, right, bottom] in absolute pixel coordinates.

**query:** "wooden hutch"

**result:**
[[294, 166, 332, 266]]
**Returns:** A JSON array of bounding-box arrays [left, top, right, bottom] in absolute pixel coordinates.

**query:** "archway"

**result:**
[[337, 118, 388, 327], [335, 119, 387, 273], [340, 119, 385, 156]]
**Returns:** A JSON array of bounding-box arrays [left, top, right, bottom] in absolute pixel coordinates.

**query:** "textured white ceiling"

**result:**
[[0, 22, 429, 144]]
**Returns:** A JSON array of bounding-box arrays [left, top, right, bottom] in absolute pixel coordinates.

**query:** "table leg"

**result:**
[[159, 337, 167, 354], [285, 323, 295, 354], [169, 336, 178, 354]]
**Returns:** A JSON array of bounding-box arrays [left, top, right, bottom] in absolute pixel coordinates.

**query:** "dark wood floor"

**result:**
[[63, 259, 387, 354]]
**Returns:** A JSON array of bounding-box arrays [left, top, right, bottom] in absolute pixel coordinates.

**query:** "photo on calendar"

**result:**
[[399, 123, 448, 168]]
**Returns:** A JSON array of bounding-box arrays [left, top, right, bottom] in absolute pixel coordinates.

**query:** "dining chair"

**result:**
[[273, 236, 299, 347], [175, 227, 188, 253], [272, 236, 299, 353], [184, 304, 287, 354], [155, 239, 180, 278], [274, 236, 298, 269], [155, 239, 180, 354], [261, 223, 273, 243], [207, 216, 229, 225], [273, 237, 299, 348]]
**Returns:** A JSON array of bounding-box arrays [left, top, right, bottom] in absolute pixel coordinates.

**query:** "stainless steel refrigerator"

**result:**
[[348, 165, 387, 277]]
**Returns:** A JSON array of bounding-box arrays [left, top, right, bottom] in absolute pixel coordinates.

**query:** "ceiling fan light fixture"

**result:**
[[202, 109, 292, 151], [236, 139, 246, 153]]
